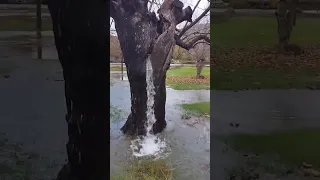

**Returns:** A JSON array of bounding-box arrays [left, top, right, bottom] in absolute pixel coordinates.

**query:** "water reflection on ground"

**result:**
[[211, 90, 320, 135], [110, 75, 210, 180]]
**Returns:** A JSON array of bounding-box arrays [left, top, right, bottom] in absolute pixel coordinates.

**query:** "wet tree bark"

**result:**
[[47, 0, 109, 179], [111, 0, 193, 136]]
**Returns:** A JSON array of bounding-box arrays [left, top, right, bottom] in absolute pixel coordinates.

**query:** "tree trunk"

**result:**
[[111, 0, 192, 136], [196, 59, 204, 78], [47, 0, 109, 179], [275, 0, 298, 51]]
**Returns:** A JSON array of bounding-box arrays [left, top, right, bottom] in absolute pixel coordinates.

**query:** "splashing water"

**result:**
[[130, 56, 168, 158]]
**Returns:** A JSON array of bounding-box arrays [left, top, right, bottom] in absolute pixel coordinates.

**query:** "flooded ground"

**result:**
[[211, 90, 320, 135], [0, 35, 66, 179], [110, 74, 210, 180], [0, 35, 211, 179], [211, 90, 320, 179]]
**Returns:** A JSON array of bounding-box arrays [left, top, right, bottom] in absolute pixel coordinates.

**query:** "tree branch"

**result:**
[[177, 5, 210, 38], [181, 0, 201, 31], [181, 31, 210, 41], [175, 34, 210, 50]]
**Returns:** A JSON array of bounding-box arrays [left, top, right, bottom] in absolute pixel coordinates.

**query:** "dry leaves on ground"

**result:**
[[167, 76, 210, 84], [211, 45, 320, 72]]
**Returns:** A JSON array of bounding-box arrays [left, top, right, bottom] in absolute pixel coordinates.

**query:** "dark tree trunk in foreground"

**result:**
[[111, 0, 193, 135], [47, 0, 109, 179]]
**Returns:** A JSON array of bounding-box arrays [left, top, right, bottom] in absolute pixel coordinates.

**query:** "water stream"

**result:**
[[130, 57, 169, 158]]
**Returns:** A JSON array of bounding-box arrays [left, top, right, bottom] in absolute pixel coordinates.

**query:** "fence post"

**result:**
[[36, 0, 42, 60]]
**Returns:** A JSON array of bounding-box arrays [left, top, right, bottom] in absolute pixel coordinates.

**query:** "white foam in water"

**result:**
[[130, 135, 167, 157], [130, 56, 168, 158]]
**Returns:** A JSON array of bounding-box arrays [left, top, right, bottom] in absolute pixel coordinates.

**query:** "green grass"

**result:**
[[167, 67, 210, 77], [110, 159, 176, 180], [223, 129, 320, 168], [211, 17, 320, 47], [212, 68, 320, 90], [181, 102, 210, 115], [166, 67, 210, 90], [0, 16, 52, 31], [110, 105, 123, 123], [110, 66, 127, 71], [211, 17, 320, 90], [167, 82, 210, 90]]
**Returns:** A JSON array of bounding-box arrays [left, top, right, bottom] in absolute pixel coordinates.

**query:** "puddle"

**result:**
[[211, 90, 320, 179], [0, 54, 66, 180], [110, 76, 210, 179], [211, 90, 320, 135], [0, 34, 57, 60]]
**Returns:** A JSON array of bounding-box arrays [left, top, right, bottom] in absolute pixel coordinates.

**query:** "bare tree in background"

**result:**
[[183, 17, 210, 78], [191, 41, 210, 78], [110, 0, 210, 135], [275, 0, 303, 54]]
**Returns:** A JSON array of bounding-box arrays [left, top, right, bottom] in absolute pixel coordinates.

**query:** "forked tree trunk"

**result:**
[[47, 0, 109, 179], [111, 0, 192, 136]]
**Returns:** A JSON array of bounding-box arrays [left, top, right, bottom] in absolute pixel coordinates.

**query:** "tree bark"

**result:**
[[47, 0, 109, 179], [275, 0, 298, 51], [196, 59, 205, 78], [111, 0, 193, 136]]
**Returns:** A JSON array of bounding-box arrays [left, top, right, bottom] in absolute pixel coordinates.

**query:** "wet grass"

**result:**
[[110, 159, 176, 180], [166, 67, 210, 90], [167, 67, 210, 77], [211, 17, 320, 47], [223, 129, 320, 168], [110, 105, 124, 123], [0, 16, 52, 31], [0, 136, 35, 179], [211, 17, 320, 90], [181, 102, 210, 116]]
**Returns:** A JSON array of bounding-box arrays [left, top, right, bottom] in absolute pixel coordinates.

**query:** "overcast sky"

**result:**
[[110, 0, 210, 35]]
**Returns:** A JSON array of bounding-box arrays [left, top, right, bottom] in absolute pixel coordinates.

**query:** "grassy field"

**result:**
[[110, 66, 126, 71], [181, 102, 210, 116], [167, 67, 210, 90], [0, 16, 52, 31], [223, 129, 320, 169], [211, 17, 320, 90], [110, 159, 175, 180]]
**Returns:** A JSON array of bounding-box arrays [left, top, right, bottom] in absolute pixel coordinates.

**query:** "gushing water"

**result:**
[[130, 57, 168, 158], [145, 56, 156, 136]]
